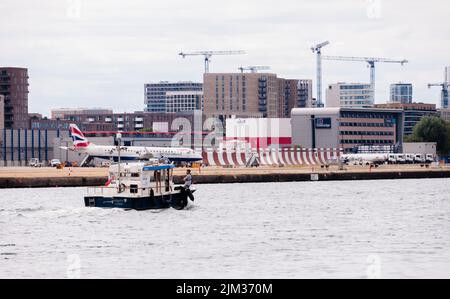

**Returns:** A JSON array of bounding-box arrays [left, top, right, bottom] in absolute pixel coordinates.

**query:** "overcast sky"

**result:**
[[1, 0, 449, 116]]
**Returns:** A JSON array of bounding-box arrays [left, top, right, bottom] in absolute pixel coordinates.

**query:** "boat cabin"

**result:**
[[87, 162, 176, 198]]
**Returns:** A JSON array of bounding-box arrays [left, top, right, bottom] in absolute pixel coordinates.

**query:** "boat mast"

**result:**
[[117, 132, 122, 191]]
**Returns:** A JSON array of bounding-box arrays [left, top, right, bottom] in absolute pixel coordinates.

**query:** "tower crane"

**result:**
[[178, 50, 246, 73], [428, 68, 449, 108], [238, 66, 271, 73], [428, 82, 449, 108], [321, 55, 408, 100], [311, 41, 330, 107]]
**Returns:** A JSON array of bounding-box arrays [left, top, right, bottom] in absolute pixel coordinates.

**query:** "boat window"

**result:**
[[130, 185, 138, 194], [131, 173, 140, 178]]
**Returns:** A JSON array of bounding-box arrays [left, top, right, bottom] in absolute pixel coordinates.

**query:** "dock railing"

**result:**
[[86, 186, 171, 197]]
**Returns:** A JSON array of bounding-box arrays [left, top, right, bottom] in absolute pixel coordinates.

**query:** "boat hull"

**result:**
[[84, 189, 192, 211]]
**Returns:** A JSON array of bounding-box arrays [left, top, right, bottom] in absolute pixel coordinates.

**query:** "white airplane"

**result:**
[[64, 124, 203, 164], [341, 153, 388, 165]]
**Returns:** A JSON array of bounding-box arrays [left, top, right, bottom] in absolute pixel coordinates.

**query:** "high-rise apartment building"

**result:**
[[203, 73, 310, 120], [326, 83, 374, 108], [297, 80, 314, 108], [0, 67, 29, 129], [390, 83, 413, 104], [144, 81, 203, 113]]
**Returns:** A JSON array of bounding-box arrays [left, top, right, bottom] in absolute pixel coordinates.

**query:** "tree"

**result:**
[[411, 117, 450, 154]]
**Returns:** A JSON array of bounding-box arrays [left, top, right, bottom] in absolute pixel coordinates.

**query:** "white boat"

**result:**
[[84, 162, 195, 211]]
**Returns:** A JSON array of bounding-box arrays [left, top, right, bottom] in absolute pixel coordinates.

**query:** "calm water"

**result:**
[[0, 179, 449, 279]]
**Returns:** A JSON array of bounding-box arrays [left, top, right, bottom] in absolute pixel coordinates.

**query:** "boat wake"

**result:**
[[14, 206, 45, 213]]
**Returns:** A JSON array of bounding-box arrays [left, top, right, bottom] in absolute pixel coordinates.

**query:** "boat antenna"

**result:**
[[117, 132, 122, 192]]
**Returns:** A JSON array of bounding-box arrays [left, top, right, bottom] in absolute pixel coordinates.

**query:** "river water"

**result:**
[[0, 179, 449, 279]]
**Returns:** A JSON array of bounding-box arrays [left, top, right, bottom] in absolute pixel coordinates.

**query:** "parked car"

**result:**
[[50, 159, 62, 167], [29, 158, 43, 167]]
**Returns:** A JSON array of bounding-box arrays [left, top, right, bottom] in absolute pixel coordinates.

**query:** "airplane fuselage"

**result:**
[[77, 144, 203, 163]]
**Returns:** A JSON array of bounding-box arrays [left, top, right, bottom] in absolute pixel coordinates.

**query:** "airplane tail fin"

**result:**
[[69, 124, 90, 149]]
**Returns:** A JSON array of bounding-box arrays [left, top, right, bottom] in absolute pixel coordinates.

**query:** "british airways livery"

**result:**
[[66, 124, 203, 164]]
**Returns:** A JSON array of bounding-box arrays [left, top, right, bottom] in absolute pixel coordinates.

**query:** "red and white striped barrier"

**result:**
[[202, 148, 343, 167]]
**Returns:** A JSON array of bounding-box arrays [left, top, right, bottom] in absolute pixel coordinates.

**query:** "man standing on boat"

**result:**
[[184, 169, 192, 189], [183, 169, 195, 202]]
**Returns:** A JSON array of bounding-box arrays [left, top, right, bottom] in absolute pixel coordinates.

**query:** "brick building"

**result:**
[[0, 67, 29, 129], [203, 73, 312, 121]]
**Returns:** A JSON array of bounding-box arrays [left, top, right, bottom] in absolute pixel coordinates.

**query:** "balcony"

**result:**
[[88, 118, 95, 122], [117, 124, 124, 129], [135, 124, 144, 129], [117, 118, 124, 122], [105, 118, 113, 123], [134, 117, 144, 122]]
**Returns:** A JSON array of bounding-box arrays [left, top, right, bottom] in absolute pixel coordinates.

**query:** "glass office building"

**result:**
[[390, 83, 413, 104], [144, 82, 203, 113]]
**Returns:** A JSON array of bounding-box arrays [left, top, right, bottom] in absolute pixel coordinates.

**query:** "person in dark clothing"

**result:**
[[183, 170, 192, 189]]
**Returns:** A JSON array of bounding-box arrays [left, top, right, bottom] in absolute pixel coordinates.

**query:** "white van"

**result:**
[[426, 154, 435, 163], [388, 154, 397, 164], [405, 154, 415, 164], [396, 154, 406, 164], [414, 154, 426, 164]]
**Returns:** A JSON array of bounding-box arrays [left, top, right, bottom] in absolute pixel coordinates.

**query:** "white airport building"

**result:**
[[291, 107, 404, 153]]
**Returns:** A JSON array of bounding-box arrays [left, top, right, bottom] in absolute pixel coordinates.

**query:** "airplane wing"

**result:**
[[138, 149, 156, 160], [139, 153, 155, 160]]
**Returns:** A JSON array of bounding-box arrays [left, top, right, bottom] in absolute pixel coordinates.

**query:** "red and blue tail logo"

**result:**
[[70, 124, 90, 149]]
